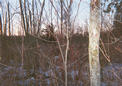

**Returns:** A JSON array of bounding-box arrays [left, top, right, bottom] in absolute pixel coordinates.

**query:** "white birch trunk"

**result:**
[[89, 0, 101, 86]]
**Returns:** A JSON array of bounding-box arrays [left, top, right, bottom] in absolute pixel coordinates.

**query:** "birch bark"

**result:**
[[89, 0, 101, 86]]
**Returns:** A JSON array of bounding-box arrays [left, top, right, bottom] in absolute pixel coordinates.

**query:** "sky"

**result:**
[[0, 0, 90, 35]]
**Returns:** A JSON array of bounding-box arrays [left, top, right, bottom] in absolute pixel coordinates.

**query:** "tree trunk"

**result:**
[[0, 15, 2, 35], [0, 15, 1, 59], [32, 0, 35, 34], [27, 0, 32, 34], [19, 0, 26, 35], [37, 0, 45, 34], [24, 0, 29, 33], [89, 0, 101, 86], [4, 12, 7, 35], [60, 0, 63, 35], [7, 2, 11, 36]]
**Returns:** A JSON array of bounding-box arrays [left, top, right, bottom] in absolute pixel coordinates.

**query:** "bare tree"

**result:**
[[24, 0, 29, 33], [27, 0, 32, 34], [31, 0, 35, 34], [89, 0, 101, 86], [60, 0, 63, 34], [37, 0, 45, 34], [4, 12, 7, 35], [19, 0, 26, 35], [0, 2, 2, 35], [7, 2, 10, 36], [0, 15, 2, 35]]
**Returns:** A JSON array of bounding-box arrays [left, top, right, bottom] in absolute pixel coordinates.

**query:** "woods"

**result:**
[[0, 0, 122, 86]]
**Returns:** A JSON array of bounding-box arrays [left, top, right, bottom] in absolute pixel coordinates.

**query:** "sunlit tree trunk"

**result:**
[[89, 0, 101, 86], [4, 12, 7, 35]]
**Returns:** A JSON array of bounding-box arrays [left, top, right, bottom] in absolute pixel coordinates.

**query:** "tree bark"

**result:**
[[4, 12, 7, 35], [0, 15, 2, 35], [0, 15, 1, 58], [89, 0, 101, 86], [60, 0, 63, 34], [24, 0, 29, 33], [7, 2, 11, 36], [32, 0, 35, 34], [19, 0, 26, 35], [37, 0, 45, 34]]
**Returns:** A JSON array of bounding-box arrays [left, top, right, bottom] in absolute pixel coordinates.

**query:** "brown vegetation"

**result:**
[[0, 33, 122, 85]]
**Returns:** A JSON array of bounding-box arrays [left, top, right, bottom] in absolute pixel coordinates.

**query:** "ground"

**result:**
[[0, 34, 122, 86]]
